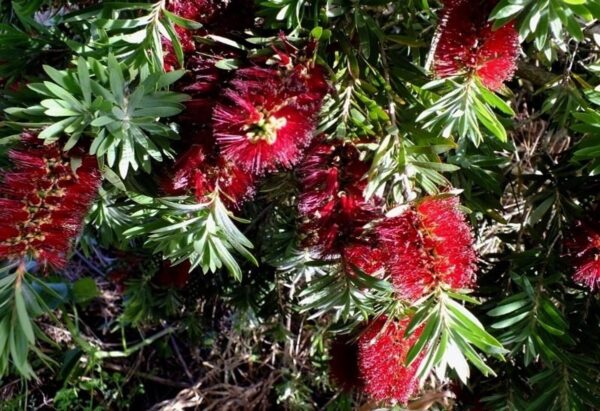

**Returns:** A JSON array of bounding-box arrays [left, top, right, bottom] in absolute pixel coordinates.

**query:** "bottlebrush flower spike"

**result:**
[[0, 131, 100, 269], [329, 335, 363, 392], [213, 64, 327, 175], [565, 220, 600, 291], [297, 139, 380, 256], [162, 144, 255, 209], [377, 196, 477, 301], [167, 0, 224, 24], [342, 243, 386, 278], [433, 0, 520, 90], [359, 317, 424, 403]]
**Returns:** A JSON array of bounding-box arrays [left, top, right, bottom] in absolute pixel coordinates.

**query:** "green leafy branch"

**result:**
[[491, 0, 597, 57], [405, 289, 506, 384], [61, 0, 203, 70], [299, 264, 395, 326], [572, 89, 600, 175], [487, 277, 573, 365], [6, 56, 188, 178], [0, 262, 98, 379], [417, 77, 515, 146], [124, 193, 258, 281]]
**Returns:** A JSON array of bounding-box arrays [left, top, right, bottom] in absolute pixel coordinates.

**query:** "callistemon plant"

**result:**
[[0, 132, 100, 268], [213, 63, 327, 174], [565, 221, 600, 291], [162, 143, 255, 208], [377, 196, 477, 300], [2, 0, 600, 409], [297, 139, 380, 257], [358, 317, 424, 403], [433, 0, 520, 90]]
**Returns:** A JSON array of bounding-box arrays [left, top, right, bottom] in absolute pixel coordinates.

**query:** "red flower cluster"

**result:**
[[168, 0, 225, 25], [0, 132, 100, 268], [565, 220, 600, 291], [162, 143, 255, 208], [162, 30, 328, 209], [378, 197, 477, 301], [297, 139, 381, 260], [213, 65, 327, 174], [434, 0, 520, 90], [358, 317, 424, 403], [342, 243, 386, 278]]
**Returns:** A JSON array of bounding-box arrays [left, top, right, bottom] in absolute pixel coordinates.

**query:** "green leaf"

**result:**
[[14, 288, 35, 344], [163, 9, 203, 30], [72, 278, 100, 304]]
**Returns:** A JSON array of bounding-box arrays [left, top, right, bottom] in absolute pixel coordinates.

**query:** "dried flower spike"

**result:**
[[0, 132, 100, 269]]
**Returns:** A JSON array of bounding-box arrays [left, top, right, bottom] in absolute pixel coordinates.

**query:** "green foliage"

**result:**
[[61, 1, 202, 70], [6, 56, 187, 177], [491, 0, 598, 58], [85, 187, 134, 249], [120, 275, 182, 327], [488, 280, 573, 364], [2, 0, 600, 408], [54, 368, 145, 411], [572, 89, 600, 174], [299, 263, 395, 325], [405, 290, 506, 384], [417, 77, 515, 145], [0, 263, 61, 379], [125, 194, 257, 281]]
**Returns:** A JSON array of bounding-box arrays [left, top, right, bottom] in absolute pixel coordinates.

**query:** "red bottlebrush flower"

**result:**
[[0, 131, 100, 269], [377, 197, 477, 301], [565, 220, 600, 291], [168, 0, 227, 25], [298, 139, 380, 256], [162, 144, 255, 209], [179, 98, 216, 125], [358, 317, 424, 403], [329, 334, 363, 391], [181, 55, 221, 96], [342, 243, 386, 278], [213, 65, 326, 175], [433, 0, 520, 90], [573, 259, 600, 291]]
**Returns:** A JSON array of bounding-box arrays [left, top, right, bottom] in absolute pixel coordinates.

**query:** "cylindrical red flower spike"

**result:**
[[162, 144, 255, 209], [213, 64, 327, 175], [342, 243, 386, 278], [297, 139, 380, 257], [358, 317, 424, 403], [565, 220, 600, 291], [0, 131, 100, 269], [377, 197, 477, 301], [433, 0, 520, 90]]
